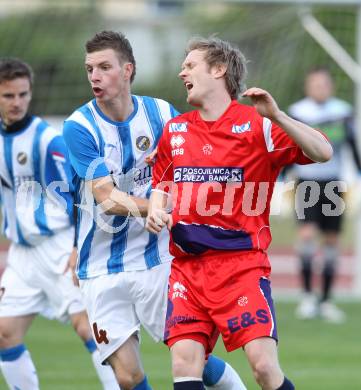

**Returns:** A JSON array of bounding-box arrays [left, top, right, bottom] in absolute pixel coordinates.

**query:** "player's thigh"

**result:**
[[79, 273, 139, 364], [134, 261, 171, 341], [210, 265, 278, 352]]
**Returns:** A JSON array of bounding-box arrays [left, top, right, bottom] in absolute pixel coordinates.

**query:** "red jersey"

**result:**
[[152, 100, 313, 261]]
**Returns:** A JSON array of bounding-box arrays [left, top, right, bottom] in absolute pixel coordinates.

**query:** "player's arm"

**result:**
[[63, 120, 148, 218], [89, 176, 149, 218], [243, 87, 333, 162]]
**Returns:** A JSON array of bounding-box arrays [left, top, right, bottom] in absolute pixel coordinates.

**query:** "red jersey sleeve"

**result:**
[[152, 122, 174, 193], [261, 116, 315, 167]]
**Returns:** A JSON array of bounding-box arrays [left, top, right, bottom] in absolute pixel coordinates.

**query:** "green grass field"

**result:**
[[0, 302, 360, 389]]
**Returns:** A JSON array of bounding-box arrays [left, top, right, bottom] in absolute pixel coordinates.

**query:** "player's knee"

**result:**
[[0, 322, 17, 348], [172, 353, 202, 378], [297, 238, 317, 260], [113, 368, 144, 390], [252, 358, 281, 387]]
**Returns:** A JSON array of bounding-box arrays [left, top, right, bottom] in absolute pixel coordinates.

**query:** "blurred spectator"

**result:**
[[288, 67, 361, 323]]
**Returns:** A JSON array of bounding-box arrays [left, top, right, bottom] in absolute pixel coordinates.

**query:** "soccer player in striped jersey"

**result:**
[[63, 31, 246, 390], [146, 37, 333, 390], [0, 58, 118, 390]]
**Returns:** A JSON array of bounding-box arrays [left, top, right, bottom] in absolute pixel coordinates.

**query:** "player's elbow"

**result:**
[[317, 142, 333, 162]]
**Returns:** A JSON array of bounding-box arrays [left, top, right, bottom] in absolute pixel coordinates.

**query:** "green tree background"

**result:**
[[0, 3, 356, 115]]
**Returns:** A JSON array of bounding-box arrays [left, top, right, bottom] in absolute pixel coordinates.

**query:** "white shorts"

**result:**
[[0, 229, 85, 323], [80, 261, 171, 363]]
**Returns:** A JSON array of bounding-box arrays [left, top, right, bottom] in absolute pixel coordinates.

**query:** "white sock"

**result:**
[[91, 349, 120, 389], [0, 348, 39, 390], [206, 363, 247, 390]]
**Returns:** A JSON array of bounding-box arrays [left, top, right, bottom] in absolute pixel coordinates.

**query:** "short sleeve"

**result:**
[[63, 119, 109, 180], [261, 117, 314, 167]]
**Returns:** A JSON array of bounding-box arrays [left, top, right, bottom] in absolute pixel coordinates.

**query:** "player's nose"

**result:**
[[178, 69, 186, 79], [90, 68, 101, 82]]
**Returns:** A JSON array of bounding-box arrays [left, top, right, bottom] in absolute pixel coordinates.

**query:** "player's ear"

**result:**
[[212, 63, 227, 79], [123, 63, 134, 81]]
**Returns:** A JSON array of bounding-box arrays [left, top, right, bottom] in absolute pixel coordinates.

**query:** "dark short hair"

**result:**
[[186, 36, 247, 99], [0, 58, 34, 87], [306, 66, 332, 78], [86, 30, 136, 83]]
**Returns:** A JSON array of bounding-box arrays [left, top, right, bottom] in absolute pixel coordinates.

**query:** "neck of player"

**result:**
[[97, 92, 134, 123], [198, 91, 232, 122]]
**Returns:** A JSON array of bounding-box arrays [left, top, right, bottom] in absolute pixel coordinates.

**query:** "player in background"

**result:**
[[288, 67, 361, 323], [0, 58, 118, 390], [146, 36, 333, 390], [63, 31, 246, 390]]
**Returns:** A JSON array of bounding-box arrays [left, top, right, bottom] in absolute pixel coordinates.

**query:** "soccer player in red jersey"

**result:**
[[146, 37, 333, 390]]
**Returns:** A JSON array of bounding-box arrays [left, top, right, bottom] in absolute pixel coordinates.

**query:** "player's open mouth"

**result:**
[[185, 82, 193, 91], [93, 87, 103, 94]]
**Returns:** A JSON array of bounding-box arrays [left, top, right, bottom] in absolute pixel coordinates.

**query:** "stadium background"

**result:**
[[0, 0, 360, 388]]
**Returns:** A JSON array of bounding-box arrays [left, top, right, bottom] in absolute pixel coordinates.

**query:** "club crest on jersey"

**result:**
[[202, 144, 213, 155], [136, 136, 151, 151], [238, 296, 249, 307], [169, 122, 188, 133], [232, 121, 251, 134], [17, 152, 27, 165], [170, 134, 185, 149]]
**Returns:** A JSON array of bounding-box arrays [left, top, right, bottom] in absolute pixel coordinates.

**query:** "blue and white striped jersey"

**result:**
[[0, 116, 74, 246], [63, 95, 178, 279]]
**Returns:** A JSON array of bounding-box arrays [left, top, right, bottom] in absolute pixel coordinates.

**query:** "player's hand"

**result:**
[[146, 209, 172, 233], [145, 147, 158, 166], [63, 247, 79, 287], [242, 87, 281, 120]]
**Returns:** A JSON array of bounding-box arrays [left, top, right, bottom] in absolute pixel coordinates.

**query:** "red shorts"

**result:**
[[164, 252, 277, 354]]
